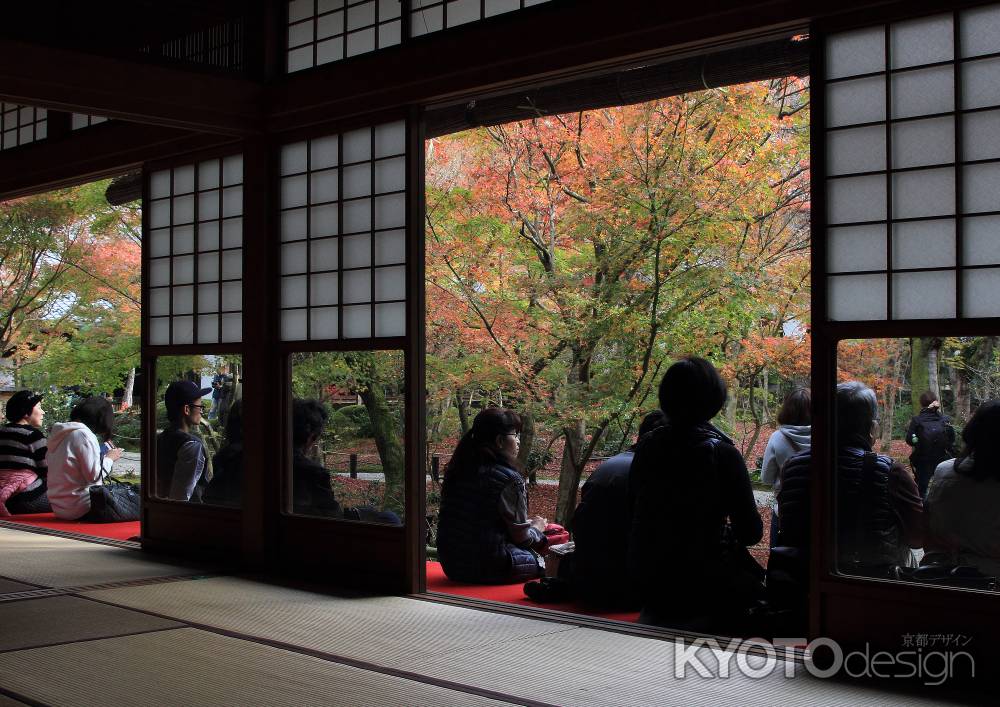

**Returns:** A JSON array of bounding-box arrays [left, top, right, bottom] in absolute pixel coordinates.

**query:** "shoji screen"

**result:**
[[0, 104, 46, 150], [824, 5, 1000, 321]]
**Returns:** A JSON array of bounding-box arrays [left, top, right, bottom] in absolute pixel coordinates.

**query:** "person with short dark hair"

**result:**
[[760, 388, 811, 546], [156, 380, 212, 502], [905, 390, 956, 498], [46, 396, 126, 520], [774, 381, 923, 583], [923, 400, 1000, 576], [437, 407, 546, 584], [291, 398, 342, 517], [567, 409, 665, 608], [0, 390, 52, 514], [628, 357, 764, 634]]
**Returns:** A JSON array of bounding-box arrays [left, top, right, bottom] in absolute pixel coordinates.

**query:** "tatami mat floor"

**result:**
[[0, 525, 983, 706]]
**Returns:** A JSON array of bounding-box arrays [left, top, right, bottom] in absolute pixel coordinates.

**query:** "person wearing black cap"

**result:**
[[157, 380, 212, 502], [0, 390, 52, 514]]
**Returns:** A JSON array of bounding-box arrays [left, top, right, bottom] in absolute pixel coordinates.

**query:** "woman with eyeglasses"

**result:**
[[436, 407, 548, 584]]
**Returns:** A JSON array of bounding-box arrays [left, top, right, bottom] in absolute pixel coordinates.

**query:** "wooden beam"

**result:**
[[0, 121, 236, 200], [0, 40, 263, 136]]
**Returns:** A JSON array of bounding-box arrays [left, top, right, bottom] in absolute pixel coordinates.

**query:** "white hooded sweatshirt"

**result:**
[[45, 422, 112, 520]]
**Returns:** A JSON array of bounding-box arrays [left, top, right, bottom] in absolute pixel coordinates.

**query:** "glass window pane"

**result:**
[[828, 174, 886, 224], [153, 355, 243, 507], [827, 125, 885, 175], [891, 66, 954, 119], [891, 167, 955, 219], [892, 270, 955, 319], [891, 116, 954, 169], [287, 350, 405, 524], [826, 76, 886, 128], [891, 219, 955, 270], [828, 273, 887, 320], [827, 225, 887, 273], [890, 14, 953, 69]]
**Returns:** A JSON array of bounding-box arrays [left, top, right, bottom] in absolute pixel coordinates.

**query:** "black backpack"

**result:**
[[914, 415, 953, 462]]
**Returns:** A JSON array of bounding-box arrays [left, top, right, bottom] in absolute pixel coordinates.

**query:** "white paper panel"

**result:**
[[221, 282, 242, 311], [172, 225, 194, 254], [198, 159, 220, 190], [311, 204, 339, 237], [282, 275, 308, 309], [827, 225, 887, 272], [198, 284, 219, 312], [374, 193, 406, 229], [342, 234, 371, 268], [172, 255, 195, 285], [343, 163, 371, 199], [375, 302, 406, 337], [963, 163, 1000, 213], [316, 37, 344, 64], [892, 168, 955, 219], [311, 168, 340, 203], [311, 237, 339, 271], [199, 222, 220, 251], [374, 121, 406, 158], [221, 250, 242, 280], [962, 5, 1000, 58], [198, 191, 220, 221], [310, 307, 339, 339], [827, 174, 886, 224], [150, 200, 170, 229], [827, 27, 885, 79], [311, 136, 339, 170], [486, 0, 520, 15], [962, 57, 1000, 110], [282, 309, 308, 341], [288, 45, 313, 73], [222, 187, 242, 217], [343, 128, 372, 163], [826, 76, 886, 128], [172, 316, 194, 345], [375, 265, 406, 300], [149, 228, 170, 258], [281, 242, 308, 274], [890, 14, 953, 69], [448, 0, 480, 26], [891, 66, 954, 119], [962, 110, 1000, 161], [221, 313, 241, 342], [347, 1, 375, 30], [150, 317, 170, 345], [288, 18, 314, 47], [311, 272, 339, 306], [317, 11, 344, 39], [891, 116, 954, 169], [374, 156, 406, 193], [173, 195, 195, 224], [343, 269, 372, 304], [222, 155, 242, 186], [198, 252, 219, 281], [222, 218, 242, 249], [374, 230, 406, 265], [962, 215, 1000, 265], [346, 28, 376, 57], [172, 286, 194, 315], [343, 304, 372, 337], [282, 208, 308, 242], [892, 270, 956, 319], [828, 274, 888, 320], [379, 21, 401, 48], [288, 0, 313, 23], [281, 142, 308, 175], [173, 165, 195, 194], [343, 199, 372, 232], [379, 0, 402, 20], [963, 267, 1000, 317], [149, 288, 170, 317], [282, 175, 309, 208], [411, 5, 443, 36], [150, 259, 170, 287], [826, 125, 885, 175], [197, 315, 219, 343], [150, 171, 171, 200], [891, 219, 955, 270]]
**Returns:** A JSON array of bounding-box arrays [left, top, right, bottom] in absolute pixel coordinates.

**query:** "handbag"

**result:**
[[88, 465, 141, 523]]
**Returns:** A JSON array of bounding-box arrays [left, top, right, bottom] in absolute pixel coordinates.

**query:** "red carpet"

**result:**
[[426, 561, 639, 623], [4, 513, 140, 542]]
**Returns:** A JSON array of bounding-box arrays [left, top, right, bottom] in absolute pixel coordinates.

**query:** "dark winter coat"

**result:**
[[291, 450, 342, 518]]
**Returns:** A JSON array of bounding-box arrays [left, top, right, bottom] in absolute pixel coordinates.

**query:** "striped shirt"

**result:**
[[0, 423, 48, 476]]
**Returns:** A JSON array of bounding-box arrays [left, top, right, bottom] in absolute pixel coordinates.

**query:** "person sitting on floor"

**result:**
[[922, 400, 1000, 577], [291, 398, 400, 524], [157, 380, 212, 502], [437, 408, 547, 584], [0, 390, 52, 515], [565, 410, 666, 608], [774, 381, 923, 586], [628, 357, 764, 635], [202, 400, 243, 508], [46, 396, 128, 521]]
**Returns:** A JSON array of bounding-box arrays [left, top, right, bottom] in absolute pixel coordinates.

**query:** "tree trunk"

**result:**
[[952, 366, 971, 425], [456, 390, 471, 435], [910, 338, 930, 414], [927, 342, 941, 402], [359, 383, 405, 517], [122, 367, 135, 410], [554, 420, 586, 528], [517, 412, 536, 484], [881, 354, 900, 446]]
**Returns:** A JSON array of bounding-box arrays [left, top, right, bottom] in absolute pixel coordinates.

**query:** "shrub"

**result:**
[[338, 404, 372, 437]]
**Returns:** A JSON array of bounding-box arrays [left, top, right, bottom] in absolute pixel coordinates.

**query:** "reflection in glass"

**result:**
[[288, 350, 404, 524], [154, 355, 242, 507]]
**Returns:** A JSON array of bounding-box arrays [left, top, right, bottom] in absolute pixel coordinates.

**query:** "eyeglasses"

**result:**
[[189, 404, 205, 411], [506, 433, 521, 442]]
